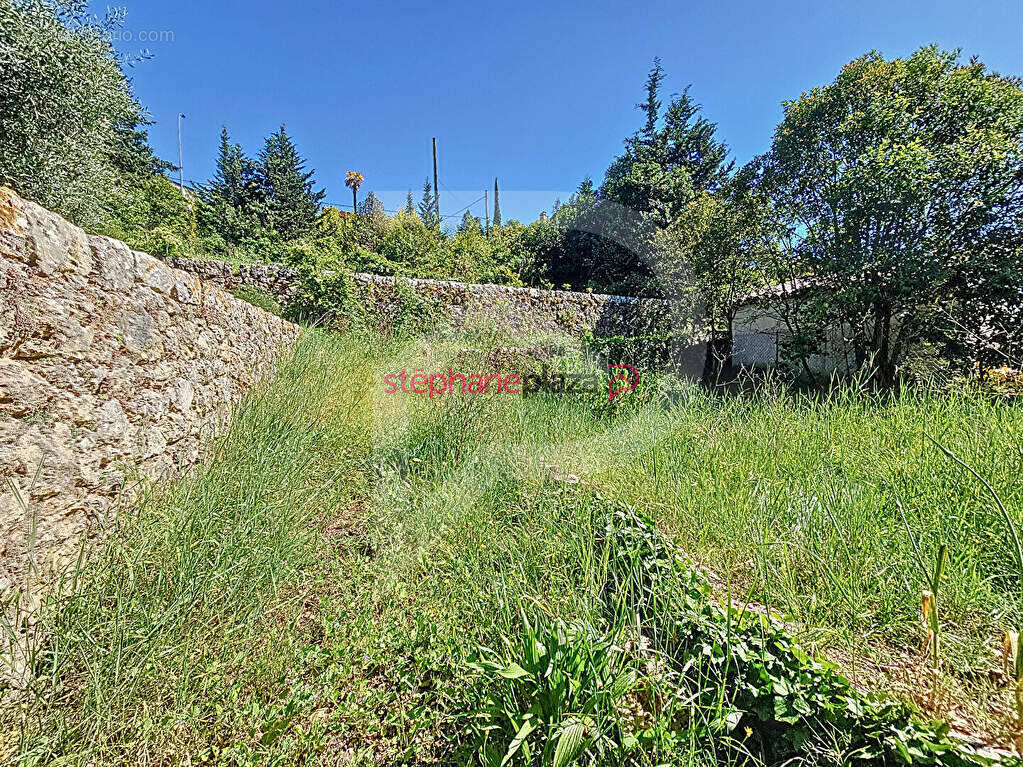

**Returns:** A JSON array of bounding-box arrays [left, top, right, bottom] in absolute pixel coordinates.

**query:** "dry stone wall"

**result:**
[[0, 189, 300, 605], [350, 274, 678, 338], [169, 258, 300, 306], [168, 258, 681, 339]]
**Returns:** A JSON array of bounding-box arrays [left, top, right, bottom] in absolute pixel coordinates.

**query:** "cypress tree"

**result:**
[[256, 125, 325, 240], [492, 177, 501, 229], [405, 189, 415, 215]]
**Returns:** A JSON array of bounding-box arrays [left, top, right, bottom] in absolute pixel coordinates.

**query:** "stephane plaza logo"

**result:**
[[382, 363, 640, 402]]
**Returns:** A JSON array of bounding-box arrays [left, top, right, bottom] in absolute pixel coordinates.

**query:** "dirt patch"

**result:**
[[821, 641, 1019, 757]]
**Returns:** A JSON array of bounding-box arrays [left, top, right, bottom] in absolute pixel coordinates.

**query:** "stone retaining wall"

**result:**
[[168, 258, 300, 306], [0, 189, 300, 617], [168, 258, 683, 339]]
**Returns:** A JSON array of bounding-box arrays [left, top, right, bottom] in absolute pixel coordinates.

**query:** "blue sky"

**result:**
[[104, 0, 1022, 224]]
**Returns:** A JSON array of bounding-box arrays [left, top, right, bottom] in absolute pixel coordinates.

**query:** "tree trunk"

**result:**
[[702, 307, 734, 385], [352, 188, 358, 214], [871, 301, 897, 389], [703, 338, 731, 385]]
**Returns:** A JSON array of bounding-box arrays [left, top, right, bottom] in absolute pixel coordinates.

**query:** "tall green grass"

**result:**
[[363, 338, 1023, 672], [595, 387, 1023, 667], [6, 330, 374, 764], [5, 327, 1021, 764]]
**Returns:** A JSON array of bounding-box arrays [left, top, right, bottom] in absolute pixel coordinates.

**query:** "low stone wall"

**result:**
[[350, 274, 679, 338], [168, 258, 683, 339], [169, 258, 300, 306], [0, 189, 300, 614]]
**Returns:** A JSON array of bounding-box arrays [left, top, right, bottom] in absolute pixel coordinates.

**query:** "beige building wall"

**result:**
[[732, 301, 855, 377]]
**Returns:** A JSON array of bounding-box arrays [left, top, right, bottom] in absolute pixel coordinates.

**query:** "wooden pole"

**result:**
[[484, 188, 490, 234], [432, 137, 440, 224]]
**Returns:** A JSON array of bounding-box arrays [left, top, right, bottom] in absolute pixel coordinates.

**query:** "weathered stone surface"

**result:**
[[168, 258, 683, 339], [0, 188, 300, 622]]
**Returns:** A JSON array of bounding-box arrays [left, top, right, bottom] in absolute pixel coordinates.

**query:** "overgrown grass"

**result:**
[[621, 390, 1023, 662], [598, 385, 1023, 669], [4, 328, 1022, 764], [5, 330, 374, 763], [230, 284, 283, 316]]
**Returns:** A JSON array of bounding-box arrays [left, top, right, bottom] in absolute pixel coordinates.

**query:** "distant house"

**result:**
[[730, 280, 856, 377]]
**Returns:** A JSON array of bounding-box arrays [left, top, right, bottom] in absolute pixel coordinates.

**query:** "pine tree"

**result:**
[[419, 177, 439, 229], [359, 191, 385, 215], [109, 117, 173, 182], [405, 189, 415, 215], [205, 128, 246, 206], [458, 209, 481, 232], [657, 85, 733, 193], [576, 177, 595, 199], [256, 125, 325, 240], [492, 177, 501, 229], [200, 126, 260, 243], [603, 60, 732, 217], [636, 56, 664, 149]]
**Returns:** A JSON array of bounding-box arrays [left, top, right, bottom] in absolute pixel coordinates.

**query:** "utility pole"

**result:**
[[432, 137, 440, 223], [484, 188, 490, 235], [177, 113, 186, 194]]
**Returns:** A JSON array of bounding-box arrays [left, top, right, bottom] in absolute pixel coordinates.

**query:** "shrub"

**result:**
[[103, 175, 200, 258]]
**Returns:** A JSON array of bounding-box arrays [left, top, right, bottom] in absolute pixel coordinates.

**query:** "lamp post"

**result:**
[[177, 113, 186, 193]]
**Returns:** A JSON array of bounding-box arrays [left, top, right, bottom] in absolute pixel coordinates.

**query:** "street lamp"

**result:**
[[177, 113, 186, 193]]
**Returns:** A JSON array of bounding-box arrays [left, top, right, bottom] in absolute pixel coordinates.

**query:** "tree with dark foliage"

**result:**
[[257, 125, 325, 240], [199, 126, 262, 244], [493, 177, 502, 229], [755, 47, 1023, 387]]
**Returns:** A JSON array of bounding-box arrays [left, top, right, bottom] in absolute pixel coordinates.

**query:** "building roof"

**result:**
[[733, 278, 816, 306]]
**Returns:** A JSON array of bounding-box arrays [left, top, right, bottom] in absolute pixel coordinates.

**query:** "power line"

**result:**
[[442, 194, 486, 219]]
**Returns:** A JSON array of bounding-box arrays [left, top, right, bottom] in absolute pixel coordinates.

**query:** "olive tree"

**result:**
[[0, 0, 139, 227], [756, 46, 1023, 387]]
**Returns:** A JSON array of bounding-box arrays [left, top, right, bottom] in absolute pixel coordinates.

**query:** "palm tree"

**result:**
[[345, 171, 363, 213]]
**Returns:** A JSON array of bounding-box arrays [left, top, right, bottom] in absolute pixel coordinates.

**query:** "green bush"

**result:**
[[102, 175, 200, 258], [283, 206, 530, 288], [584, 333, 697, 371]]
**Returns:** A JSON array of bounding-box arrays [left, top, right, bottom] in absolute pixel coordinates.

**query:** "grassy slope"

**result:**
[[5, 330, 374, 763], [5, 328, 1022, 764]]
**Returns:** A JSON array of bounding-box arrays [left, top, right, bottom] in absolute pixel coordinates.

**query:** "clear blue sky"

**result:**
[[103, 0, 1022, 224]]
